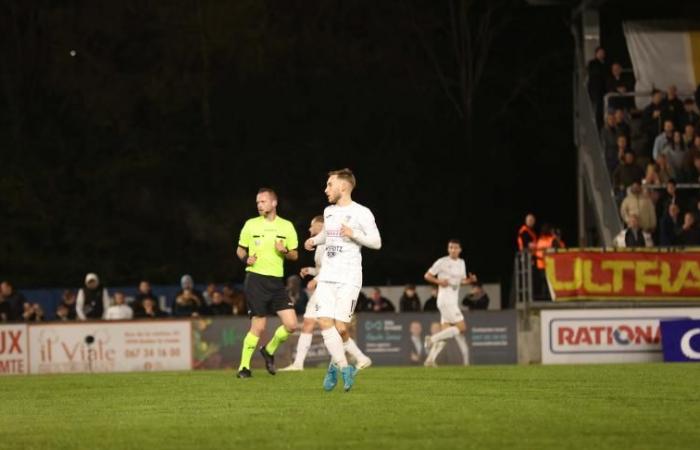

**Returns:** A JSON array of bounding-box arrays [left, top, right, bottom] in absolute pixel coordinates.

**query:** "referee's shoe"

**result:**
[[260, 347, 276, 375]]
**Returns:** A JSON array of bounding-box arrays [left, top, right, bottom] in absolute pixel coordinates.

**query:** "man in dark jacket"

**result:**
[[76, 273, 110, 320], [587, 47, 608, 124], [461, 282, 490, 311], [659, 204, 682, 246], [423, 287, 438, 312], [0, 281, 27, 322], [399, 285, 421, 312], [612, 150, 644, 191], [368, 288, 395, 312]]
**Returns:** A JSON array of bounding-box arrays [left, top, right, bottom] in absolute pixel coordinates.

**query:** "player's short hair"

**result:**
[[311, 214, 324, 223], [328, 168, 356, 189], [448, 239, 461, 246], [257, 187, 277, 200]]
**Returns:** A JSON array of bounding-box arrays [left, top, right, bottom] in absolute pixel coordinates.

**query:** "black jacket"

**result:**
[[399, 294, 421, 312], [462, 293, 490, 311]]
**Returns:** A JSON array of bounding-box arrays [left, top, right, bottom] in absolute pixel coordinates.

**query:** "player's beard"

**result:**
[[327, 191, 340, 204]]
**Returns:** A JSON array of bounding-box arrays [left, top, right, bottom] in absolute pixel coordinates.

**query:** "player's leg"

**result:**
[[334, 291, 371, 369], [453, 320, 470, 365], [279, 317, 316, 371], [316, 282, 349, 391], [257, 276, 297, 375], [424, 323, 449, 367], [237, 316, 266, 377], [332, 286, 363, 391]]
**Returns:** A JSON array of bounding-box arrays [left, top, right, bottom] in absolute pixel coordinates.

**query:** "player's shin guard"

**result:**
[[239, 332, 260, 370], [430, 326, 460, 343], [454, 334, 470, 365], [265, 325, 291, 355], [292, 332, 313, 367], [321, 327, 348, 368]]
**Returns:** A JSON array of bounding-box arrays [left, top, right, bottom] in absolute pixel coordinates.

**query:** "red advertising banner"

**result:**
[[0, 324, 29, 375], [544, 249, 700, 301]]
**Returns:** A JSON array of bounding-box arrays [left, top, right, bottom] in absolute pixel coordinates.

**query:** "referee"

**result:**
[[236, 187, 299, 378]]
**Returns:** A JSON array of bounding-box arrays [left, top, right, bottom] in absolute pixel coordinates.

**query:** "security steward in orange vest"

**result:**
[[534, 224, 564, 300], [517, 214, 537, 252]]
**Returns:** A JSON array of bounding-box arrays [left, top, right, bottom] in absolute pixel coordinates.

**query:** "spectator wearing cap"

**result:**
[[172, 274, 205, 317], [614, 214, 653, 248], [105, 292, 133, 320], [620, 181, 657, 233], [76, 273, 110, 320], [678, 98, 699, 131], [612, 150, 644, 193], [461, 282, 490, 311], [399, 284, 421, 312], [0, 281, 27, 322]]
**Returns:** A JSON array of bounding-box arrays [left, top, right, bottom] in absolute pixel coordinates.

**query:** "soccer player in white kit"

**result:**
[[304, 168, 381, 391], [280, 215, 371, 371], [423, 239, 477, 367]]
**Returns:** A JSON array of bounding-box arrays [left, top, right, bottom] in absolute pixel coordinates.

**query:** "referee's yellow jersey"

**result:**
[[238, 216, 298, 278]]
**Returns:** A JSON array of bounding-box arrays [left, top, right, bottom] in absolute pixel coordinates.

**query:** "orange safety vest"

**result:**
[[517, 225, 537, 251], [534, 234, 563, 269]]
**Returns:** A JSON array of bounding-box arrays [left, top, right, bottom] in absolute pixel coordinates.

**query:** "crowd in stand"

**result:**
[[0, 274, 490, 324], [587, 46, 700, 247]]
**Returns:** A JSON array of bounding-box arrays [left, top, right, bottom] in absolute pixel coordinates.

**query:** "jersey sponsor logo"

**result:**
[[327, 229, 343, 237], [325, 245, 343, 258]]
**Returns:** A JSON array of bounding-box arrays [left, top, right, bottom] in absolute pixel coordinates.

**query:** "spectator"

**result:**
[[652, 120, 675, 160], [614, 109, 632, 140], [58, 290, 77, 320], [642, 162, 661, 187], [423, 287, 438, 312], [614, 214, 653, 247], [286, 275, 308, 316], [208, 291, 232, 316], [659, 179, 682, 214], [516, 213, 537, 252], [173, 274, 204, 316], [461, 282, 490, 311], [55, 304, 72, 321], [680, 212, 700, 245], [408, 321, 425, 364], [356, 290, 373, 312], [22, 303, 45, 322], [607, 134, 629, 174], [132, 280, 160, 317], [368, 288, 395, 312], [680, 154, 700, 183], [660, 133, 686, 179], [682, 124, 696, 150], [642, 90, 672, 155], [76, 273, 110, 320], [222, 284, 247, 316], [678, 98, 699, 131], [135, 297, 166, 319], [600, 114, 619, 167], [620, 181, 657, 233], [203, 283, 217, 305], [399, 284, 421, 312], [587, 47, 607, 104], [533, 223, 565, 300], [655, 153, 674, 183], [105, 292, 133, 320], [659, 204, 683, 246], [0, 296, 9, 322], [661, 85, 684, 126], [612, 150, 644, 191], [0, 281, 27, 322], [605, 62, 634, 110], [173, 287, 203, 317]]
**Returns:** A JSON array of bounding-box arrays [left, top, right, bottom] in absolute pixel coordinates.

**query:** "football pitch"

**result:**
[[1, 364, 698, 450]]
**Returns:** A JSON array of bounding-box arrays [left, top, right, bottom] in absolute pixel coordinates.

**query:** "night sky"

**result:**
[[0, 1, 576, 293]]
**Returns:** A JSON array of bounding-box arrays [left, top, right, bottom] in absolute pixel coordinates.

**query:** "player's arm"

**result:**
[[276, 223, 299, 261], [306, 229, 326, 250], [343, 209, 381, 249], [424, 270, 449, 287], [236, 221, 257, 266]]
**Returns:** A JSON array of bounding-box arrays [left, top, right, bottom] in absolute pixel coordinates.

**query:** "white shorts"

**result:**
[[437, 298, 464, 324], [304, 291, 319, 319], [314, 281, 361, 323]]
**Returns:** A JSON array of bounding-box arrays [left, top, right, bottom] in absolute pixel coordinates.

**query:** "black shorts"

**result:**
[[244, 272, 293, 317]]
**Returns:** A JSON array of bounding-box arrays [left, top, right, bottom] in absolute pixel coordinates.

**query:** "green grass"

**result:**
[[1, 364, 699, 450]]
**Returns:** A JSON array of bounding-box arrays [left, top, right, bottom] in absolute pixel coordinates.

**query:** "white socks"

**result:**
[[454, 334, 470, 365], [426, 340, 446, 364], [292, 332, 313, 367], [431, 326, 459, 342], [321, 327, 348, 368], [343, 338, 368, 362]]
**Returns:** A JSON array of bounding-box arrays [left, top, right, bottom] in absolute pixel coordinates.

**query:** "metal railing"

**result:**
[[513, 251, 533, 308]]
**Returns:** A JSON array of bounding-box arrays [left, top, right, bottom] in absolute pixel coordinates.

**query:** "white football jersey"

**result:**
[[428, 256, 467, 304], [315, 201, 380, 287]]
